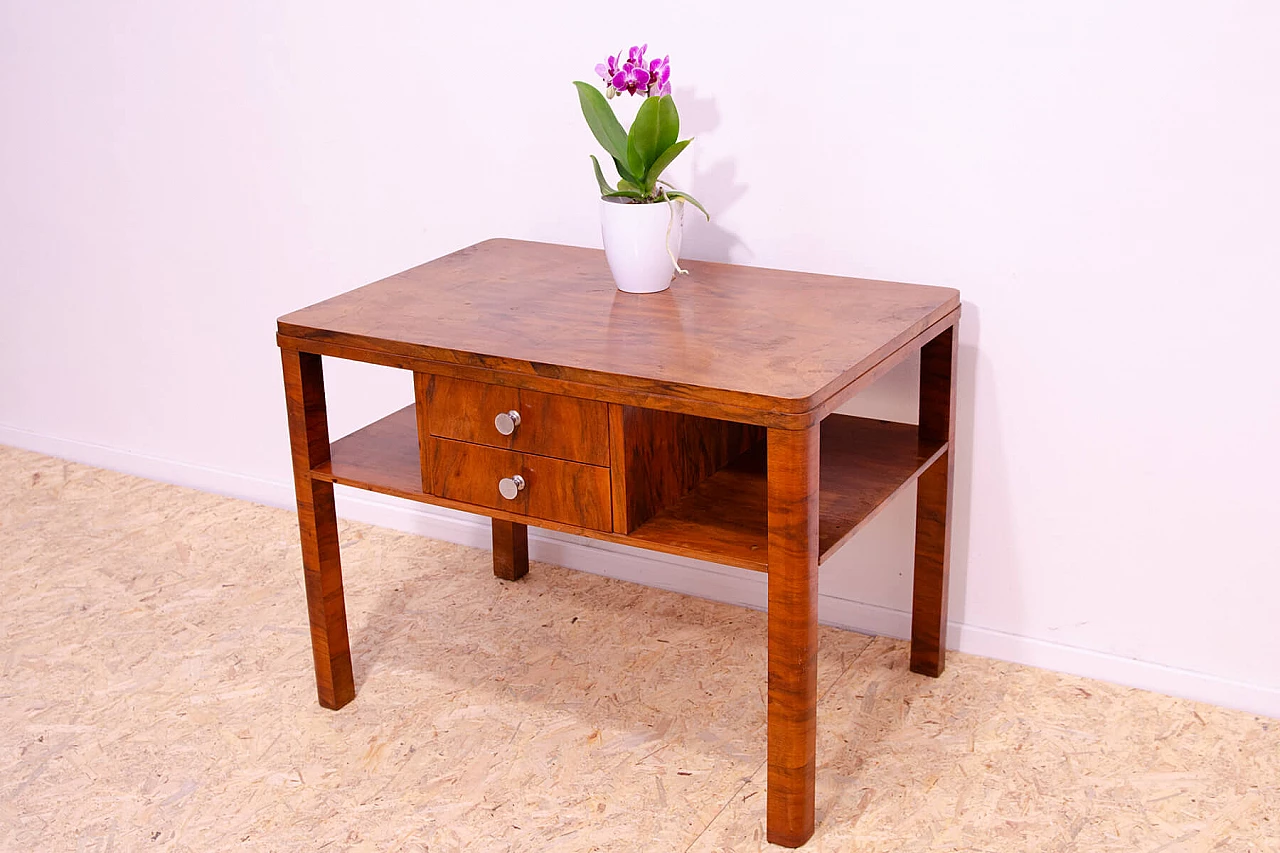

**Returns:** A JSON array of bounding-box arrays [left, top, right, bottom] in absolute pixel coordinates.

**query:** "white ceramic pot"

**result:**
[[600, 196, 685, 294]]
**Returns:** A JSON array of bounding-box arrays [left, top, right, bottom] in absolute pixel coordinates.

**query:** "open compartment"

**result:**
[[623, 414, 946, 572]]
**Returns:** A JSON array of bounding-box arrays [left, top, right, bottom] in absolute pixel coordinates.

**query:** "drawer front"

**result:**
[[427, 375, 610, 466], [428, 438, 612, 531]]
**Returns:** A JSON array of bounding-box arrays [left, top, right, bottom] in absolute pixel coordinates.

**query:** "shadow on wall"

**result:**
[[673, 87, 747, 264], [947, 300, 1020, 637]]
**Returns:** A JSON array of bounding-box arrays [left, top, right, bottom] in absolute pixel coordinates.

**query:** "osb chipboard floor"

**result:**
[[1, 444, 1276, 852]]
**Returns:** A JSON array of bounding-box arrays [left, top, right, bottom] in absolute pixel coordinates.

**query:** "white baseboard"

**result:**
[[0, 424, 301, 511], [3, 422, 1277, 720]]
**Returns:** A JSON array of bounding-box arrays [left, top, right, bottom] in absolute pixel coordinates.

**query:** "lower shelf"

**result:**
[[627, 417, 945, 570], [314, 406, 425, 499], [315, 405, 945, 572]]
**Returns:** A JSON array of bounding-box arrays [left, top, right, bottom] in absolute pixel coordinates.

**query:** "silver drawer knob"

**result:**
[[494, 410, 521, 436], [498, 475, 526, 500]]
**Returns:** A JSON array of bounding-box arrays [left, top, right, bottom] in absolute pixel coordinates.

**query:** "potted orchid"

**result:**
[[574, 45, 707, 293]]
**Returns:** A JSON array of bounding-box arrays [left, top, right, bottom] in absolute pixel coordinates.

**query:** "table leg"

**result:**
[[766, 424, 820, 848], [492, 519, 529, 581], [910, 325, 957, 677], [281, 349, 355, 710]]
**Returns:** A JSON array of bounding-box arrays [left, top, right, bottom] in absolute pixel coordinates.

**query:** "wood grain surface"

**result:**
[[279, 335, 822, 429], [413, 372, 433, 493], [491, 519, 529, 581], [318, 406, 615, 538], [911, 325, 958, 678], [278, 239, 959, 417], [316, 404, 947, 571], [765, 425, 820, 847], [427, 375, 609, 466], [319, 406, 944, 572], [280, 349, 355, 710], [608, 405, 761, 534], [427, 438, 612, 531], [315, 404, 425, 497], [628, 416, 946, 571]]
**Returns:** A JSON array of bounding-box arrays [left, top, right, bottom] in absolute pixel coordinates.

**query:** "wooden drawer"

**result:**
[[427, 438, 612, 531], [425, 375, 609, 466]]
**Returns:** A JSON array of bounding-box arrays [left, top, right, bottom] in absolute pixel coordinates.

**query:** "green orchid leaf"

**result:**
[[627, 95, 679, 178], [602, 190, 646, 200], [589, 155, 613, 195], [626, 133, 646, 184], [613, 155, 639, 186], [574, 81, 628, 165], [655, 95, 679, 156], [662, 189, 709, 221], [617, 179, 642, 193], [644, 138, 691, 185], [627, 96, 661, 173]]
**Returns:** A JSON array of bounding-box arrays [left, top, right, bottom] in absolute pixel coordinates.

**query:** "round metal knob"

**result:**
[[494, 410, 521, 436], [498, 474, 526, 500]]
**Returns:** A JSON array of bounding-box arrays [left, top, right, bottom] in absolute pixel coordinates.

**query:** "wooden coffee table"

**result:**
[[277, 238, 960, 847]]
